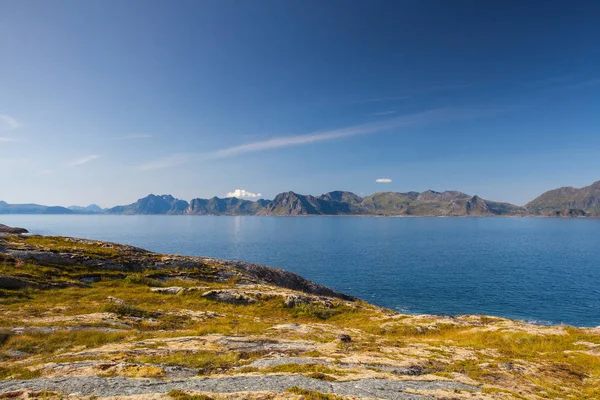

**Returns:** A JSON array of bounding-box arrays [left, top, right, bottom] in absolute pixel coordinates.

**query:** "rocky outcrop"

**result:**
[[547, 209, 587, 217], [0, 276, 32, 289], [0, 224, 28, 234], [0, 232, 597, 399], [0, 376, 478, 399], [150, 286, 185, 295], [202, 289, 258, 304], [2, 236, 354, 301], [218, 259, 355, 301]]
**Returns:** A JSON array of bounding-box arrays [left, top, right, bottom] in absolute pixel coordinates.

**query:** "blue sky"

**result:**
[[1, 0, 600, 207]]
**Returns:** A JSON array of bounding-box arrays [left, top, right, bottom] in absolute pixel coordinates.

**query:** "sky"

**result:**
[[1, 0, 600, 207]]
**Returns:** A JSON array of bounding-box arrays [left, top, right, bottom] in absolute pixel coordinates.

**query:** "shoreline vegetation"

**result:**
[[2, 180, 600, 218], [0, 226, 599, 399]]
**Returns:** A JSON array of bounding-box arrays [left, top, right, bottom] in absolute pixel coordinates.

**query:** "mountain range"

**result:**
[[2, 180, 599, 217]]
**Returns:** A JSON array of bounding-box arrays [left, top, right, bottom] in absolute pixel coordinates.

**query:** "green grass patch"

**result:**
[[168, 389, 215, 400], [105, 302, 158, 319], [122, 275, 164, 287], [259, 363, 347, 376], [0, 365, 42, 380], [1, 330, 131, 356], [290, 303, 341, 320], [137, 351, 242, 373], [286, 387, 346, 399]]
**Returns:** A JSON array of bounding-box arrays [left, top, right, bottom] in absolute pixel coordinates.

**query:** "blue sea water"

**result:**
[[2, 215, 599, 327]]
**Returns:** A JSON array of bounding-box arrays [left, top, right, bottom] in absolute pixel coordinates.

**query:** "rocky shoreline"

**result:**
[[0, 223, 28, 234], [1, 228, 599, 399]]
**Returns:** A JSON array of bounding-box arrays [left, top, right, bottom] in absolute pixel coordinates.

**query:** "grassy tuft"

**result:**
[[168, 389, 215, 400], [137, 351, 241, 373], [286, 387, 346, 399], [123, 275, 164, 287], [290, 303, 340, 320], [0, 365, 42, 380]]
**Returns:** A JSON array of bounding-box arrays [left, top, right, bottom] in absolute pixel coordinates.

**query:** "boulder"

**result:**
[[150, 287, 184, 295], [338, 334, 352, 343], [283, 294, 312, 308], [107, 296, 127, 305], [0, 224, 28, 234], [0, 276, 32, 289], [201, 290, 257, 305]]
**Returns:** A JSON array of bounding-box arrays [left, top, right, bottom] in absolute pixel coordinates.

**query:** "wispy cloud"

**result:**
[[354, 84, 471, 105], [370, 110, 397, 116], [526, 75, 600, 90], [135, 154, 189, 171], [353, 96, 410, 104], [0, 114, 20, 130], [114, 133, 153, 140], [206, 108, 454, 160], [376, 178, 392, 183], [70, 155, 100, 166], [40, 169, 56, 175], [564, 78, 600, 89], [225, 189, 262, 198], [0, 137, 19, 142], [135, 107, 498, 171]]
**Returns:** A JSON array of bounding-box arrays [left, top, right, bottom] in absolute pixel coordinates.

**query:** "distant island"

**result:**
[[2, 180, 599, 217]]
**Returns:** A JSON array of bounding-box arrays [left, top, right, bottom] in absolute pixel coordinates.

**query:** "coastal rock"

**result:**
[[201, 290, 257, 304], [338, 334, 352, 343], [0, 224, 28, 234], [0, 276, 33, 290], [547, 209, 587, 217], [107, 296, 127, 305], [150, 286, 184, 295], [283, 294, 312, 308]]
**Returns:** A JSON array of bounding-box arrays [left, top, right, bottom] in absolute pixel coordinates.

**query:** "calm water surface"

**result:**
[[2, 215, 599, 327]]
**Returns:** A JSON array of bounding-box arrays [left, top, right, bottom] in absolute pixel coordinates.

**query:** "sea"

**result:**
[[2, 215, 599, 327]]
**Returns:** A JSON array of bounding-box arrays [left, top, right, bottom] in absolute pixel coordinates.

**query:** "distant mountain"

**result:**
[[5, 181, 600, 217], [319, 191, 363, 204], [526, 181, 600, 216], [68, 204, 104, 213], [106, 194, 189, 215], [256, 192, 326, 216], [0, 201, 73, 214], [252, 189, 526, 217], [360, 192, 416, 215], [465, 195, 527, 216], [186, 197, 266, 215]]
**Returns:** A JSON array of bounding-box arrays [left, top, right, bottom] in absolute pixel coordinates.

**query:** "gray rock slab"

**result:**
[[0, 376, 479, 399]]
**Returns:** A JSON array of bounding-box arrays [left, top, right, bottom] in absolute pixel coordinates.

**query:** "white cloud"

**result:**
[[0, 114, 20, 130], [40, 169, 56, 175], [376, 178, 392, 183], [70, 155, 99, 166], [225, 189, 262, 199], [134, 107, 498, 171], [0, 137, 19, 142]]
